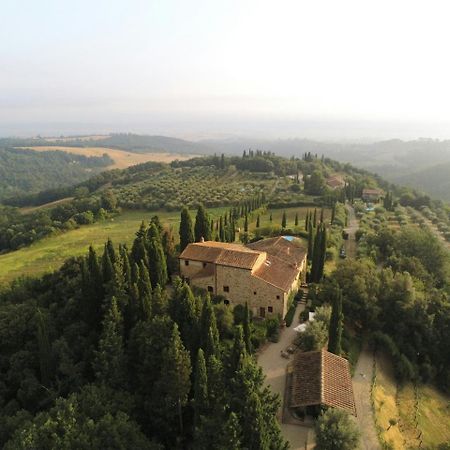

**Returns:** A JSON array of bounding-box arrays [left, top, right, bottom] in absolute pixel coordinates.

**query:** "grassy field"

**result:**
[[0, 206, 321, 284], [0, 207, 229, 284], [17, 146, 195, 169], [373, 353, 450, 449]]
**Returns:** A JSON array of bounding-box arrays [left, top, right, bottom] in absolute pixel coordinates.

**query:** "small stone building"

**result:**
[[179, 237, 307, 319], [290, 349, 356, 419], [362, 188, 383, 202]]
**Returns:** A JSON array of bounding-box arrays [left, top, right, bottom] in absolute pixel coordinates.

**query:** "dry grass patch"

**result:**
[[373, 354, 404, 450], [16, 146, 196, 169]]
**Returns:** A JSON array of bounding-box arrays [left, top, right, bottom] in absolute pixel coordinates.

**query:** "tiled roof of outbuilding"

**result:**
[[290, 349, 356, 416]]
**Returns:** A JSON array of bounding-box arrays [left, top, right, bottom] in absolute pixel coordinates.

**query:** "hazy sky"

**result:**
[[2, 0, 450, 138]]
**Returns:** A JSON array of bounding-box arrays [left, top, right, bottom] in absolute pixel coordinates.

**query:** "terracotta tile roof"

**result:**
[[290, 350, 356, 416], [179, 241, 261, 269], [247, 236, 306, 267], [326, 176, 345, 189], [362, 188, 382, 195], [252, 255, 299, 291]]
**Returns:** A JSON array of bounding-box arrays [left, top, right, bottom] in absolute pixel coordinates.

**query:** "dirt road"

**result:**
[[257, 304, 315, 449], [353, 345, 380, 450]]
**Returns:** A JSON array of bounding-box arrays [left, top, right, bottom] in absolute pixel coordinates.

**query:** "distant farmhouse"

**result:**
[[179, 237, 307, 319], [362, 188, 383, 202], [326, 175, 345, 190]]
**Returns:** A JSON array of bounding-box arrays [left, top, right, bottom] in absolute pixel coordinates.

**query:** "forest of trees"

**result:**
[[0, 218, 288, 449], [0, 147, 113, 201]]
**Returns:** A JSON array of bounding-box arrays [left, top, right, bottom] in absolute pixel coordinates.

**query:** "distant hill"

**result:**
[[0, 147, 113, 200], [201, 137, 450, 201], [393, 161, 450, 201], [0, 134, 212, 155]]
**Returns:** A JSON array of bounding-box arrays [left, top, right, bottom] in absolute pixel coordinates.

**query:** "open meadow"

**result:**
[[0, 206, 320, 284], [373, 353, 450, 449], [17, 146, 196, 169]]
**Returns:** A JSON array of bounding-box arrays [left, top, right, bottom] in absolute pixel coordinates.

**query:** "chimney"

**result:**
[[200, 237, 205, 243]]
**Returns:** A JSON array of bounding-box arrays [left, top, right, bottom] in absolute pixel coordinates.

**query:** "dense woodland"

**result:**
[[0, 216, 287, 449], [0, 149, 449, 448], [0, 147, 113, 201]]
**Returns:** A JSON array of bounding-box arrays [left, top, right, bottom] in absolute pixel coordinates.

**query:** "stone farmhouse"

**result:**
[[362, 188, 383, 202], [179, 237, 307, 319]]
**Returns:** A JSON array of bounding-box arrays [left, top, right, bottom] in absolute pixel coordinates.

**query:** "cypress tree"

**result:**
[[85, 246, 104, 328], [131, 222, 148, 266], [244, 214, 248, 232], [313, 208, 317, 228], [138, 260, 152, 320], [307, 226, 314, 263], [331, 203, 336, 224], [311, 224, 322, 282], [328, 287, 343, 355], [153, 323, 192, 435], [295, 212, 298, 226], [180, 207, 194, 252], [102, 243, 114, 284], [230, 326, 246, 374], [281, 211, 287, 228], [105, 237, 116, 264], [36, 309, 52, 387], [219, 216, 224, 241], [305, 210, 309, 231], [92, 296, 126, 389], [243, 302, 252, 354], [152, 284, 168, 316], [269, 213, 272, 222], [256, 214, 260, 228], [318, 224, 327, 282], [320, 208, 324, 224], [147, 224, 168, 288], [195, 204, 211, 242], [193, 348, 208, 430], [120, 246, 132, 289], [200, 295, 220, 357]]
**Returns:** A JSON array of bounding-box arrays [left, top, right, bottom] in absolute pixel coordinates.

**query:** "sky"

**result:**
[[2, 0, 450, 139]]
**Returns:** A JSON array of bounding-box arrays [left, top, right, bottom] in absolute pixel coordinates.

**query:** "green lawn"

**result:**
[[0, 206, 243, 284], [0, 206, 324, 285]]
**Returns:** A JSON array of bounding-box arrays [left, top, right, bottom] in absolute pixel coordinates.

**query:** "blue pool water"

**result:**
[[283, 235, 294, 241]]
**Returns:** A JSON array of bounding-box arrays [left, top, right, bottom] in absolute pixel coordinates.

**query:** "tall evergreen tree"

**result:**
[[295, 212, 298, 226], [195, 204, 211, 242], [137, 260, 152, 320], [281, 211, 287, 228], [152, 323, 191, 437], [256, 214, 260, 228], [130, 222, 148, 266], [313, 208, 317, 228], [193, 348, 208, 430], [199, 295, 220, 357], [147, 227, 168, 288], [92, 297, 126, 389], [307, 226, 314, 263], [179, 207, 194, 252], [328, 287, 343, 355], [36, 308, 52, 387], [243, 302, 252, 354], [244, 214, 248, 232]]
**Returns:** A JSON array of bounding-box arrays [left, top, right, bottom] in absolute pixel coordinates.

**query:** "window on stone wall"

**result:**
[[276, 295, 280, 299], [254, 291, 257, 295], [268, 306, 273, 313], [203, 262, 207, 268], [224, 299, 230, 305], [184, 260, 189, 266], [207, 286, 213, 292], [223, 286, 229, 292]]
